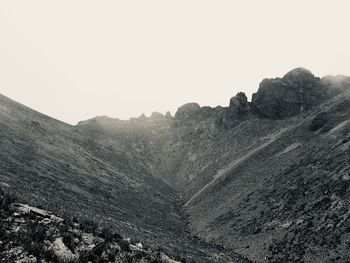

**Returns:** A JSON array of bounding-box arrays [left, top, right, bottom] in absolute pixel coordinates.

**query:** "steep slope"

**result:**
[[165, 71, 350, 262], [0, 94, 248, 262], [184, 90, 350, 262], [77, 68, 350, 262], [166, 72, 350, 262], [0, 94, 182, 238]]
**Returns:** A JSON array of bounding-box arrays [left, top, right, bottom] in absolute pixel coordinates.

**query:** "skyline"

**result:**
[[1, 0, 350, 124]]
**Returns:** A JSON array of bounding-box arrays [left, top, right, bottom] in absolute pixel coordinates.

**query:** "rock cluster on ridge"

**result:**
[[172, 68, 338, 123], [251, 67, 331, 119], [174, 103, 202, 120]]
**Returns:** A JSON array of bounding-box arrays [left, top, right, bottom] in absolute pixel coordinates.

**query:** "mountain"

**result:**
[[1, 68, 350, 262], [0, 95, 247, 262]]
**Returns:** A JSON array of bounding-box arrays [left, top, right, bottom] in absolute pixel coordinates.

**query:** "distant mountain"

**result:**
[[1, 68, 350, 262]]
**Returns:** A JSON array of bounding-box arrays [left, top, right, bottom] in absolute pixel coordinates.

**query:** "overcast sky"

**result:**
[[1, 1, 349, 124]]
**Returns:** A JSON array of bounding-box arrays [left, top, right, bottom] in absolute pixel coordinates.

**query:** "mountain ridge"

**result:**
[[1, 68, 350, 262]]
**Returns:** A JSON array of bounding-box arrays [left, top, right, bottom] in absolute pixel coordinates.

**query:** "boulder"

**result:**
[[158, 253, 182, 263], [129, 244, 139, 251], [9, 203, 49, 217], [49, 238, 77, 262], [135, 242, 143, 249], [9, 203, 30, 214], [29, 206, 49, 217]]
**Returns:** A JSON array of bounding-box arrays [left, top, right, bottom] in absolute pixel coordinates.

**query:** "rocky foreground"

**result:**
[[0, 188, 185, 263]]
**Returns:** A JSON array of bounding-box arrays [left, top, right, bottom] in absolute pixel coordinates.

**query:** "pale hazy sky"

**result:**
[[1, 1, 349, 124]]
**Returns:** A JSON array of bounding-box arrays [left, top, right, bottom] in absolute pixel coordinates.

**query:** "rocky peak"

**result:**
[[283, 67, 316, 84], [251, 68, 330, 119], [174, 103, 201, 120]]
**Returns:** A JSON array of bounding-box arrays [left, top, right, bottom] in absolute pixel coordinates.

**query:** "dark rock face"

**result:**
[[229, 92, 249, 115], [220, 92, 250, 128], [252, 68, 331, 119]]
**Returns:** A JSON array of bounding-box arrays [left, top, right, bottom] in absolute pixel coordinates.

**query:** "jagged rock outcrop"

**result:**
[[218, 92, 250, 128], [174, 69, 345, 125], [229, 92, 249, 115], [251, 67, 331, 119], [50, 238, 78, 262], [223, 92, 250, 123]]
